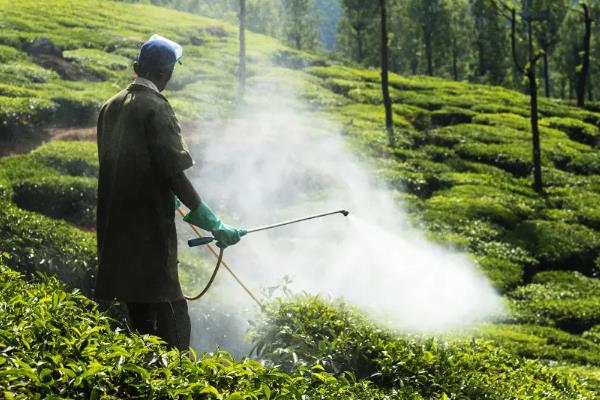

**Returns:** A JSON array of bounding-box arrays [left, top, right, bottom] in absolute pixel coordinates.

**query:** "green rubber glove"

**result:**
[[183, 202, 246, 248]]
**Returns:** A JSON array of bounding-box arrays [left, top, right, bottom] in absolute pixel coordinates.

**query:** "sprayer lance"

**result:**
[[188, 209, 350, 247]]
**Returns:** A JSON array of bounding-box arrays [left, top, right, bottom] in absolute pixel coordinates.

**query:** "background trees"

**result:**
[[117, 0, 600, 105]]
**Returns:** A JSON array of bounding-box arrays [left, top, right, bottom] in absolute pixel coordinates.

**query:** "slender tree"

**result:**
[[407, 0, 451, 76], [379, 0, 394, 147], [337, 0, 378, 64], [280, 0, 319, 51], [492, 0, 544, 194], [239, 0, 246, 95], [576, 3, 592, 108], [529, 0, 568, 98]]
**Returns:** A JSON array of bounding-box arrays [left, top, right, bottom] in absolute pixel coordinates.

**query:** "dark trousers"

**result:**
[[126, 299, 191, 351]]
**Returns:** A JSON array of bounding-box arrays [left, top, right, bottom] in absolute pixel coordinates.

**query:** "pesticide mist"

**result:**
[[181, 70, 503, 354]]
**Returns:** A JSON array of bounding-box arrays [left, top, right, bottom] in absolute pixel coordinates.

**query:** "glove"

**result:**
[[183, 202, 246, 248]]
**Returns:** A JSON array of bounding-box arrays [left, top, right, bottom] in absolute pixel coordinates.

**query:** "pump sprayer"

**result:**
[[179, 208, 349, 305], [188, 209, 350, 247]]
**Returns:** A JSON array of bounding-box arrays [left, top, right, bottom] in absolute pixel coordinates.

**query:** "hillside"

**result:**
[[1, 0, 600, 398]]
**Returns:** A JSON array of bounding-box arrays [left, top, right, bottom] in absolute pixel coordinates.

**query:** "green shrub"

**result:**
[[430, 106, 475, 127], [424, 184, 534, 228], [545, 187, 600, 229], [583, 325, 600, 345], [0, 44, 25, 63], [565, 151, 600, 175], [474, 255, 524, 292], [455, 142, 535, 177], [0, 263, 391, 399], [30, 140, 99, 177], [505, 220, 600, 273], [12, 175, 97, 226], [0, 61, 59, 84], [472, 324, 600, 366], [249, 296, 590, 399], [508, 271, 600, 332], [473, 113, 531, 131], [540, 117, 599, 146], [0, 200, 96, 295]]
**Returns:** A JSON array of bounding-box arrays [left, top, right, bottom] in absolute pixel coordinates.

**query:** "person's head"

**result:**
[[134, 35, 182, 92]]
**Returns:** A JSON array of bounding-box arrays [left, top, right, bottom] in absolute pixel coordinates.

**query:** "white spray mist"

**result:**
[[181, 71, 504, 355]]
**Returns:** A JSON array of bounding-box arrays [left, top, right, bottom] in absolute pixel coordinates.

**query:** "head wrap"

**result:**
[[137, 34, 182, 71]]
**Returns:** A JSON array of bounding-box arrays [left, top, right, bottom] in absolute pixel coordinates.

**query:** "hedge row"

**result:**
[[249, 296, 591, 399], [0, 263, 390, 399], [0, 199, 96, 295], [507, 271, 600, 333]]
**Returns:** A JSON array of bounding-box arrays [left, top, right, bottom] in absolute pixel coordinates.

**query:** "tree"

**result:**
[[239, 0, 246, 95], [280, 0, 319, 51], [447, 0, 472, 81], [529, 0, 568, 97], [575, 3, 592, 107], [337, 0, 378, 64], [492, 0, 544, 194], [407, 0, 451, 76], [471, 0, 509, 84], [313, 0, 342, 51], [379, 0, 395, 147]]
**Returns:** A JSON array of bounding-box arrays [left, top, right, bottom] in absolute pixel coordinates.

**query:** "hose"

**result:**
[[177, 207, 263, 308], [183, 246, 224, 301]]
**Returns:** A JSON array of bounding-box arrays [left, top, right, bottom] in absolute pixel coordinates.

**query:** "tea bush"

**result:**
[[540, 117, 599, 145], [1, 141, 99, 225], [0, 200, 96, 295], [0, 262, 393, 399], [249, 296, 591, 399], [424, 184, 534, 228], [472, 323, 600, 366], [508, 271, 600, 332], [12, 175, 97, 226], [30, 140, 98, 177], [583, 325, 600, 345], [505, 220, 600, 273]]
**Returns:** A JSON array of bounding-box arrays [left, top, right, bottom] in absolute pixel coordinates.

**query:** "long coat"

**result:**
[[95, 83, 193, 303]]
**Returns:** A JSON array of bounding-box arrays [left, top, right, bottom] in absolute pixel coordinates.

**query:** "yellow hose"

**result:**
[[177, 207, 263, 308]]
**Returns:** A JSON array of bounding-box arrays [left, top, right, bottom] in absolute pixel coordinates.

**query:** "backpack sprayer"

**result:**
[[178, 208, 350, 306]]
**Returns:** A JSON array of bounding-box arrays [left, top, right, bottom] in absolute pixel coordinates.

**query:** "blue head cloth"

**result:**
[[137, 34, 183, 71]]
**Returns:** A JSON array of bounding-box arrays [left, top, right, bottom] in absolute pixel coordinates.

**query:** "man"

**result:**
[[95, 35, 244, 351]]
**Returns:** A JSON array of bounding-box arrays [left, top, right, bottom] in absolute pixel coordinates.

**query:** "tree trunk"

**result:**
[[477, 40, 485, 77], [527, 19, 543, 194], [588, 79, 594, 102], [452, 38, 459, 81], [355, 27, 364, 63], [569, 78, 573, 99], [239, 0, 246, 95], [576, 4, 591, 108], [424, 29, 433, 76], [379, 0, 394, 147], [543, 50, 550, 97]]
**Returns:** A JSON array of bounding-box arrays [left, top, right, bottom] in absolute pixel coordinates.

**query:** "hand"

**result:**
[[183, 202, 246, 248], [212, 225, 247, 248]]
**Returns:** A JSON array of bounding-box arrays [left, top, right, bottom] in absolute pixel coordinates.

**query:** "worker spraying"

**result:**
[[94, 34, 245, 351]]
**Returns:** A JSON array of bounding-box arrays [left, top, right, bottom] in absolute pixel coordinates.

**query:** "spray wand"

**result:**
[[179, 208, 350, 306], [187, 209, 350, 247]]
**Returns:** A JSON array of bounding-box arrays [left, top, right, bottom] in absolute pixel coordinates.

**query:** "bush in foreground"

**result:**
[[249, 296, 591, 399], [0, 262, 392, 399]]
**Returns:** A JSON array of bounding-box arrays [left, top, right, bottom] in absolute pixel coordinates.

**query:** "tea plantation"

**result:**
[[1, 0, 600, 398]]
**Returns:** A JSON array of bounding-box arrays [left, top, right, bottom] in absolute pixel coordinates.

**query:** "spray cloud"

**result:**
[[181, 71, 503, 354]]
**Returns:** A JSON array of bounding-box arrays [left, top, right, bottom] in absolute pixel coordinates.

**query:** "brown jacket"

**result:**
[[95, 84, 193, 303]]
